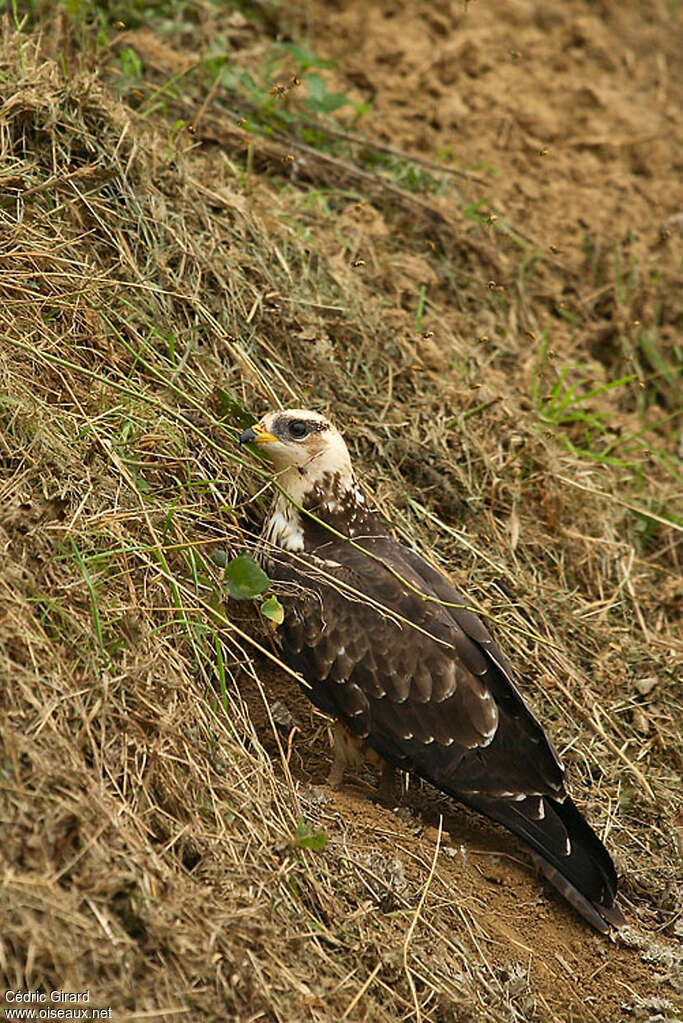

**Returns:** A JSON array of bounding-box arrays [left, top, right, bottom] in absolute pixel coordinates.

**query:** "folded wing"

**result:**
[[266, 523, 622, 931]]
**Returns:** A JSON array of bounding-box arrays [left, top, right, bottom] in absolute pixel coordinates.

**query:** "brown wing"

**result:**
[[267, 528, 565, 800], [265, 521, 621, 931]]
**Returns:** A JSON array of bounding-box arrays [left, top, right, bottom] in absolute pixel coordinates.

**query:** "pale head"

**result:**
[[240, 408, 355, 503]]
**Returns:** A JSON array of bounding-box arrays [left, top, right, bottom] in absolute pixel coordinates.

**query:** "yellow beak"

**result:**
[[239, 424, 280, 445]]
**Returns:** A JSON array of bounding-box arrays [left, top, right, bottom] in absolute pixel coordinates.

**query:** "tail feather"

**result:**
[[528, 851, 626, 933], [458, 791, 625, 932]]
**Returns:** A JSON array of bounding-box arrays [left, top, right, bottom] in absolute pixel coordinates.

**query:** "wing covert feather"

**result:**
[[268, 522, 565, 799]]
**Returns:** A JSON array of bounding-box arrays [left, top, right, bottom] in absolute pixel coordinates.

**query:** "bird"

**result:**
[[239, 408, 626, 933]]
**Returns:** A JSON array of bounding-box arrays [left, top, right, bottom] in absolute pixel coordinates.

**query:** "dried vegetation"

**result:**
[[0, 2, 681, 1020]]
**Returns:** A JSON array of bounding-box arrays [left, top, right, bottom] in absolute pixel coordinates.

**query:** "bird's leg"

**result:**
[[377, 760, 399, 803], [327, 721, 364, 789], [327, 737, 347, 789]]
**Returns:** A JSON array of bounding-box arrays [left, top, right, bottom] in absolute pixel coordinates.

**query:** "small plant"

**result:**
[[215, 389, 257, 432], [532, 333, 641, 464], [462, 198, 491, 223], [360, 149, 444, 193], [289, 817, 328, 852], [539, 368, 636, 433], [218, 40, 361, 145], [214, 552, 284, 625], [118, 45, 142, 82], [304, 72, 350, 115]]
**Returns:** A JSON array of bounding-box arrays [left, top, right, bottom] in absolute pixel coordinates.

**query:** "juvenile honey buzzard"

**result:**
[[240, 408, 625, 933]]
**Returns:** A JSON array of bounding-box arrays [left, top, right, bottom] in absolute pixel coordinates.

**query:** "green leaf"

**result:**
[[463, 198, 490, 223], [305, 73, 349, 114], [277, 43, 337, 71], [216, 389, 256, 430], [639, 331, 676, 387], [169, 120, 186, 143], [291, 818, 328, 851], [566, 374, 636, 407], [305, 73, 326, 104], [210, 548, 228, 568], [310, 92, 349, 114], [221, 66, 258, 93], [224, 555, 270, 600], [119, 47, 142, 80], [261, 594, 284, 625]]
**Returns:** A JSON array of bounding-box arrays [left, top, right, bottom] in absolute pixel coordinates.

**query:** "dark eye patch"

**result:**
[[289, 420, 309, 439], [271, 414, 330, 440]]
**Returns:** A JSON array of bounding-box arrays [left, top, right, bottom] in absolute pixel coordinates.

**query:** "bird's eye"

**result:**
[[288, 420, 309, 439]]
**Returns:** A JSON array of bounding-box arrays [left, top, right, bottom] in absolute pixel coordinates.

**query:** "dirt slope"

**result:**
[[1, 0, 681, 1021]]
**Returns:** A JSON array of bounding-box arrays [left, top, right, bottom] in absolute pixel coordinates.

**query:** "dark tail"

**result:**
[[459, 790, 626, 933]]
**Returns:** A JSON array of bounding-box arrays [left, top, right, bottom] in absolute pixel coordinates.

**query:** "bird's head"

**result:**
[[240, 409, 354, 497]]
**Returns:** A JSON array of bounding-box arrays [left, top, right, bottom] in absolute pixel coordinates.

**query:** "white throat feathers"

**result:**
[[264, 467, 367, 553]]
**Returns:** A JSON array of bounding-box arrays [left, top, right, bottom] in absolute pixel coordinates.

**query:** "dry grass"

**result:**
[[1, 7, 681, 1022]]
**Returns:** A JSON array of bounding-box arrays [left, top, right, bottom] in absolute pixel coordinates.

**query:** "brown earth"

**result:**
[[297, 0, 683, 385], [1, 0, 681, 1021], [307, 0, 681, 258]]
